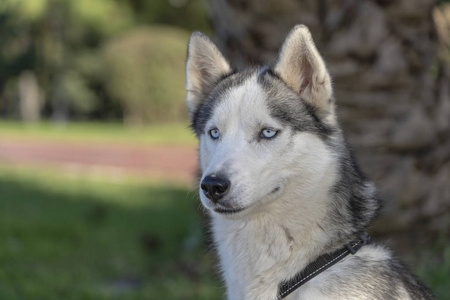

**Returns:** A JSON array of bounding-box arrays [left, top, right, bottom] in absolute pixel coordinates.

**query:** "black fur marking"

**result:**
[[192, 67, 335, 141], [338, 146, 378, 227], [190, 69, 256, 136], [257, 69, 335, 141]]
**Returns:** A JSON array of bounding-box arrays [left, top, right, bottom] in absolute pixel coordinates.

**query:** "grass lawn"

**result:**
[[0, 164, 448, 299], [414, 231, 450, 299], [0, 165, 222, 300], [0, 121, 197, 146]]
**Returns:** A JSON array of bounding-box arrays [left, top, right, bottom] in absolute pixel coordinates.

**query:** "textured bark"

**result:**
[[209, 0, 450, 232]]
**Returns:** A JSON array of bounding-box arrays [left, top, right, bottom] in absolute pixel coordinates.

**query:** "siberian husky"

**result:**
[[185, 25, 433, 300]]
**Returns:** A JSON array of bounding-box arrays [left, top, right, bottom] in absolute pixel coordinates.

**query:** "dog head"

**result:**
[[185, 26, 342, 218]]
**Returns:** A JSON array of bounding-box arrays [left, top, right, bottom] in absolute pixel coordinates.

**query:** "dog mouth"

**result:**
[[211, 186, 281, 215], [213, 206, 246, 214]]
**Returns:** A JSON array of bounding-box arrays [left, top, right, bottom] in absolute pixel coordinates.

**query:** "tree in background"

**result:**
[[127, 0, 210, 34], [0, 0, 135, 120], [0, 0, 209, 122], [104, 26, 189, 125], [209, 0, 450, 233]]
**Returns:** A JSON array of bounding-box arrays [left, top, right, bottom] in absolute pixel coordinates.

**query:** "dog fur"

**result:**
[[185, 25, 433, 300]]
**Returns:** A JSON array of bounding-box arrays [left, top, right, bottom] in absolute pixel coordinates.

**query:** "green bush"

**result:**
[[104, 26, 189, 125]]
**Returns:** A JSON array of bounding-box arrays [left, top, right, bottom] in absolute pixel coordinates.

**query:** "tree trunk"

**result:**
[[18, 71, 41, 123], [209, 0, 450, 233]]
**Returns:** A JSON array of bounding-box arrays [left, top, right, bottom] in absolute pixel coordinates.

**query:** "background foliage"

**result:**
[[104, 26, 189, 124], [0, 0, 209, 124]]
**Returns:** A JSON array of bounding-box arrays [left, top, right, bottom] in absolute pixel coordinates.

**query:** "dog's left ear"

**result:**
[[185, 32, 232, 118], [275, 25, 334, 120]]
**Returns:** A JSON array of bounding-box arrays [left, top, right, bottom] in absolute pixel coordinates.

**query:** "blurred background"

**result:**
[[0, 0, 449, 299]]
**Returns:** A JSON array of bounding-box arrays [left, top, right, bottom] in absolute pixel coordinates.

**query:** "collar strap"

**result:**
[[277, 232, 370, 299]]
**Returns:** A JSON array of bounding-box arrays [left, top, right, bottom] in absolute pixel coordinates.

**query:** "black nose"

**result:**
[[200, 175, 230, 203]]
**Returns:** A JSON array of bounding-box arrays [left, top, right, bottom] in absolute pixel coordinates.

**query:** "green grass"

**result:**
[[0, 165, 222, 299], [0, 121, 196, 146], [415, 230, 450, 299], [0, 165, 448, 299]]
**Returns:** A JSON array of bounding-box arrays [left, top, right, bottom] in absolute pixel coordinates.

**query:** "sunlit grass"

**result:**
[[0, 165, 221, 300], [0, 120, 197, 146]]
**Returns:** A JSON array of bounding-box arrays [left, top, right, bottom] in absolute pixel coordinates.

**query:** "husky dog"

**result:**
[[185, 25, 433, 300]]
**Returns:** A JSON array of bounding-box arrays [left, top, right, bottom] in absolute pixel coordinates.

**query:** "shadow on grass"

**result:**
[[0, 174, 223, 300]]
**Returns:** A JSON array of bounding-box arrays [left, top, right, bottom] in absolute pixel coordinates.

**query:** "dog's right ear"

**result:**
[[275, 25, 334, 122], [185, 32, 231, 118]]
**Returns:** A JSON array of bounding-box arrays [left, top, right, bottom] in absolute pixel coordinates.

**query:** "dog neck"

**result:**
[[209, 145, 379, 299], [211, 179, 338, 300]]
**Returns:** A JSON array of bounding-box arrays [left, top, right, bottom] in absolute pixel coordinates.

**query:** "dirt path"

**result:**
[[0, 138, 198, 184]]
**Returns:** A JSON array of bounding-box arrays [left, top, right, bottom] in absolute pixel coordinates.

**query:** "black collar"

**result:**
[[277, 232, 370, 299]]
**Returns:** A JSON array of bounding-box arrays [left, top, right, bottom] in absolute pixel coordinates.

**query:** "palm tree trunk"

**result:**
[[209, 0, 450, 232]]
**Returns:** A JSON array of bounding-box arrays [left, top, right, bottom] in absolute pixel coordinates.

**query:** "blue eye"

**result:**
[[210, 128, 220, 139], [261, 128, 278, 139]]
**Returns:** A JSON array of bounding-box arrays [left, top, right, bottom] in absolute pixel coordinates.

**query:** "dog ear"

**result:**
[[185, 32, 231, 118], [275, 25, 334, 119]]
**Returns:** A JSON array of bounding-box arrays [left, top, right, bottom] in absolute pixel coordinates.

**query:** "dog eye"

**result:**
[[261, 128, 278, 139], [209, 128, 220, 139]]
